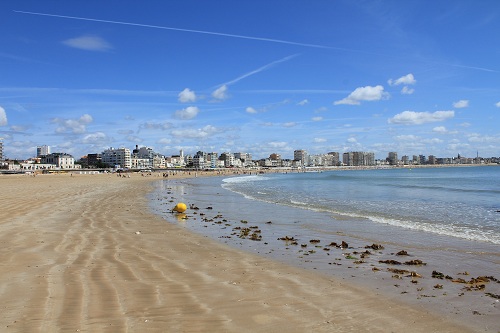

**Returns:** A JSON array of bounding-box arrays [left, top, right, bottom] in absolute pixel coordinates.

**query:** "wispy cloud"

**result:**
[[51, 114, 93, 134], [62, 35, 112, 51], [211, 85, 229, 101], [211, 54, 299, 100], [0, 106, 7, 126], [453, 100, 469, 108], [14, 10, 332, 49], [245, 100, 291, 114], [438, 62, 500, 74], [221, 54, 299, 87]]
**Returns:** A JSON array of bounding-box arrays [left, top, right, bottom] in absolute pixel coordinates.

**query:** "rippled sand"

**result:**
[[0, 173, 470, 332]]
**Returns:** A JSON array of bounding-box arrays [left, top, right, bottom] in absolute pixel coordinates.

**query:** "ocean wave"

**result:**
[[230, 190, 500, 245], [218, 171, 500, 245], [222, 175, 269, 184], [290, 200, 309, 206], [365, 215, 500, 245]]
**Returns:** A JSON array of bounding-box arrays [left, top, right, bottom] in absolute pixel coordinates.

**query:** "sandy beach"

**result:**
[[0, 173, 473, 332]]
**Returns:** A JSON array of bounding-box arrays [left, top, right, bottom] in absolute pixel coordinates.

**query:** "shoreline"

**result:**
[[0, 172, 484, 332], [151, 171, 500, 332]]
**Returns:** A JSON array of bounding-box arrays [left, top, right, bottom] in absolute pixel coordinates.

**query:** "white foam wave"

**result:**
[[329, 210, 500, 245], [222, 175, 269, 184], [290, 200, 309, 206]]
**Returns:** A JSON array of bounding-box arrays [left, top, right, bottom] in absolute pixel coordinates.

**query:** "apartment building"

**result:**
[[294, 150, 308, 166], [102, 147, 131, 169], [36, 145, 50, 157]]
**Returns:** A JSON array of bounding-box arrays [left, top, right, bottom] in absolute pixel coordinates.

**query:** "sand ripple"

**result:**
[[0, 174, 471, 332]]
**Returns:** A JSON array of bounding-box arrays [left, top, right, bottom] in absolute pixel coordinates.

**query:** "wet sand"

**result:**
[[0, 172, 472, 332]]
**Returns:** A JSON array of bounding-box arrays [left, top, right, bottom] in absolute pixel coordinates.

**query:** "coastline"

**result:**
[[0, 172, 480, 332], [151, 171, 500, 332]]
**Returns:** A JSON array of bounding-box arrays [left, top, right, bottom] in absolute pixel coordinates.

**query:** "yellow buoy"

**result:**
[[173, 202, 187, 213]]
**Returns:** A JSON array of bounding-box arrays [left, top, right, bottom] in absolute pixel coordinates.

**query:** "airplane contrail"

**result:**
[[222, 54, 300, 87], [14, 10, 335, 50], [14, 10, 499, 74]]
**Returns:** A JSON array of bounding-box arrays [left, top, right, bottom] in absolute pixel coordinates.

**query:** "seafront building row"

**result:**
[[0, 141, 498, 172]]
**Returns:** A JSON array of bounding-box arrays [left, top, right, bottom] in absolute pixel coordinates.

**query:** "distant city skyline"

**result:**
[[17, 142, 498, 164], [1, 1, 499, 160]]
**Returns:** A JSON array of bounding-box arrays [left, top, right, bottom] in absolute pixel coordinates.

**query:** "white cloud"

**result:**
[[268, 141, 288, 148], [453, 100, 469, 108], [212, 85, 228, 101], [10, 125, 28, 132], [401, 86, 414, 95], [62, 35, 112, 52], [495, 101, 500, 107], [388, 73, 416, 86], [422, 138, 443, 144], [171, 125, 219, 139], [395, 135, 419, 141], [388, 110, 454, 125], [467, 134, 500, 143], [347, 137, 357, 143], [178, 88, 197, 103], [245, 100, 289, 114], [139, 122, 173, 131], [157, 138, 172, 145], [334, 85, 389, 105], [314, 138, 326, 143], [283, 122, 297, 128], [174, 106, 200, 120], [126, 135, 143, 143], [433, 126, 448, 133], [312, 116, 323, 121], [298, 99, 309, 106], [51, 114, 93, 134], [0, 106, 7, 126], [82, 132, 109, 144]]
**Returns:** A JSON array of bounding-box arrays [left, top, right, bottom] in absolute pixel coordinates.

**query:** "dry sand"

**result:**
[[0, 173, 472, 332]]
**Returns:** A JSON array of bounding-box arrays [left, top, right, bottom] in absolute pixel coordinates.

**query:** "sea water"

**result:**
[[150, 166, 499, 267], [150, 166, 500, 329], [221, 166, 500, 245]]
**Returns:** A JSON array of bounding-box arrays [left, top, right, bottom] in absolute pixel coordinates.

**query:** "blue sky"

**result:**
[[1, 0, 499, 160]]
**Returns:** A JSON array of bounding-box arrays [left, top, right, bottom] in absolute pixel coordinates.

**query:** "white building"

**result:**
[[102, 147, 132, 169], [41, 153, 75, 169], [220, 152, 235, 167], [36, 145, 50, 157], [193, 155, 206, 169], [152, 154, 166, 169], [131, 157, 151, 169]]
